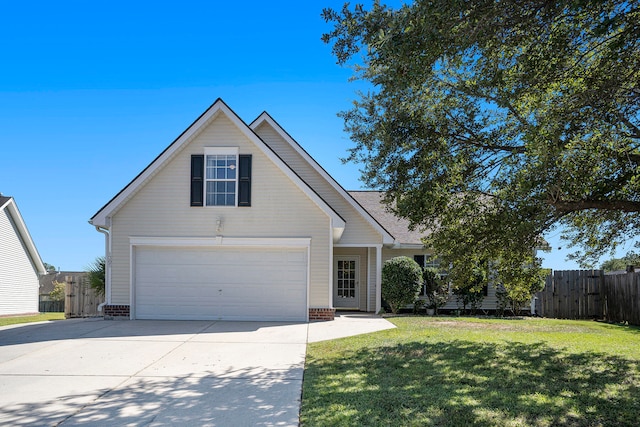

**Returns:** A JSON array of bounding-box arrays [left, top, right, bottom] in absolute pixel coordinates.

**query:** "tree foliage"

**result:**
[[86, 256, 106, 298], [452, 265, 487, 314], [49, 281, 66, 302], [323, 0, 640, 268], [382, 256, 423, 313], [601, 251, 640, 271], [423, 267, 449, 313]]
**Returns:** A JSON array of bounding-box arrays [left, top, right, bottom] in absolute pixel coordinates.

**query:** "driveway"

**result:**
[[0, 314, 395, 426], [0, 319, 308, 426]]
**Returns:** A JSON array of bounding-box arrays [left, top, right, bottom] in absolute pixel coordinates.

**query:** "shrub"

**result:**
[[86, 256, 106, 297], [453, 267, 486, 314], [423, 267, 449, 314], [49, 281, 66, 302], [382, 256, 423, 314]]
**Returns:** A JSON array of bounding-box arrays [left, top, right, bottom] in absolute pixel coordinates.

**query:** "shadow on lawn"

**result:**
[[301, 339, 640, 426]]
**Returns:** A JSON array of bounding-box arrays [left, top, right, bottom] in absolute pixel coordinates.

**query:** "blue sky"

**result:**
[[0, 1, 631, 271]]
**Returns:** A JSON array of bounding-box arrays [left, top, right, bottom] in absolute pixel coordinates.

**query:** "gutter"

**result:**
[[94, 225, 110, 312]]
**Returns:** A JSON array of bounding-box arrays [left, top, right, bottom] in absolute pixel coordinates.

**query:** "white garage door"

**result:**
[[134, 246, 308, 321]]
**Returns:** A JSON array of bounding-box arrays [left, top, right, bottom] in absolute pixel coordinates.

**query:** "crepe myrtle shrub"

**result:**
[[423, 267, 449, 314], [496, 261, 547, 315], [453, 266, 487, 315], [381, 256, 423, 314]]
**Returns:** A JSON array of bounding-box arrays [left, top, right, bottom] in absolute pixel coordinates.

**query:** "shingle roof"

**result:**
[[348, 191, 429, 246], [0, 195, 11, 206]]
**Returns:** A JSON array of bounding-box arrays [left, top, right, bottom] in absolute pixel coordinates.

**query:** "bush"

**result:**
[[86, 256, 106, 297], [49, 281, 66, 302], [423, 267, 449, 314], [382, 256, 423, 314], [453, 267, 486, 314]]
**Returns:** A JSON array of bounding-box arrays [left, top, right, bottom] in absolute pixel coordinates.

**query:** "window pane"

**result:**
[[204, 154, 237, 206], [228, 159, 236, 179]]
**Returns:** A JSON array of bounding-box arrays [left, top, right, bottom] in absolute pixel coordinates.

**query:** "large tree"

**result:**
[[323, 0, 640, 270]]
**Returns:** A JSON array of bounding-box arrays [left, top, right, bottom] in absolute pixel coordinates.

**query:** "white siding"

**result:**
[[109, 113, 331, 308], [0, 208, 39, 315], [254, 122, 382, 245]]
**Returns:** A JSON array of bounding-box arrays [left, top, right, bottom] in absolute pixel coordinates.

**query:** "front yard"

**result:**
[[301, 317, 640, 426]]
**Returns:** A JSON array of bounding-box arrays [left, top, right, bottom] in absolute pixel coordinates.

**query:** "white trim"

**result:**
[[375, 244, 382, 313], [204, 146, 239, 156], [129, 236, 311, 247], [0, 198, 46, 274], [203, 148, 239, 207], [129, 243, 135, 319], [367, 247, 372, 312], [91, 99, 345, 235], [250, 113, 394, 245], [328, 222, 334, 309], [391, 243, 426, 250]]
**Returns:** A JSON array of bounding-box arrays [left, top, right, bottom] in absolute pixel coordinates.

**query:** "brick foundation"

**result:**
[[309, 308, 336, 321], [103, 304, 130, 319]]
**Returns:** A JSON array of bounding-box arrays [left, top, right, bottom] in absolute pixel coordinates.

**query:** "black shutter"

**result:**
[[191, 155, 204, 206], [238, 154, 252, 207]]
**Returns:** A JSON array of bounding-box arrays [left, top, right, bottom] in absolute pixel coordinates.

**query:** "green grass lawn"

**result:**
[[0, 312, 65, 327], [301, 317, 640, 427]]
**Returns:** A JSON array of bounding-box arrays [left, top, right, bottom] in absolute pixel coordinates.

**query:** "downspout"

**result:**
[[94, 225, 111, 312]]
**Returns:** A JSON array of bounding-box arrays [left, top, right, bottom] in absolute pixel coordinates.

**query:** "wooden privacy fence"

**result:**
[[603, 272, 640, 325], [537, 270, 640, 326], [65, 275, 103, 318]]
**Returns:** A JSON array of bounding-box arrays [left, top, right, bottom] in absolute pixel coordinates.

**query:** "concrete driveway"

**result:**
[[0, 314, 395, 426], [0, 319, 309, 426]]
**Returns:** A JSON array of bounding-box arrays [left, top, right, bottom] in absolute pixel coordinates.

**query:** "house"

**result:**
[[0, 195, 46, 316], [350, 191, 518, 313], [93, 99, 521, 322]]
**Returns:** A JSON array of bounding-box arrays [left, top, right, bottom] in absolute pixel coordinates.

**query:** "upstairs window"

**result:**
[[206, 154, 237, 206], [191, 148, 251, 208]]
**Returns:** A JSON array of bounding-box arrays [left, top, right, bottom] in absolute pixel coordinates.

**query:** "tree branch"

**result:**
[[551, 199, 640, 213]]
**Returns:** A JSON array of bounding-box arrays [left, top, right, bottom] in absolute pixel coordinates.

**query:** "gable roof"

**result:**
[[0, 195, 47, 274], [90, 99, 346, 239], [348, 191, 429, 247], [250, 112, 395, 245]]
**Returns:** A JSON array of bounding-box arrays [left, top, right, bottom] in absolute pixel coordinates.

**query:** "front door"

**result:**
[[334, 256, 359, 308]]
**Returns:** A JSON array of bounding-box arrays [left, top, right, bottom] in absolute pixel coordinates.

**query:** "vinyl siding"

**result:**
[[109, 113, 331, 307], [0, 208, 39, 315], [254, 122, 382, 245]]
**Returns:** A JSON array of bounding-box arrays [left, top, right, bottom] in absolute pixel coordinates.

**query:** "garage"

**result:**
[[133, 245, 308, 321]]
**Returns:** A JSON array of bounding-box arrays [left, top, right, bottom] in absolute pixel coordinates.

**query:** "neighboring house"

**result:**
[[0, 195, 46, 316]]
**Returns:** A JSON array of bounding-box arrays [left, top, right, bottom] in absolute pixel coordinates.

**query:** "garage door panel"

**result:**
[[134, 246, 307, 321]]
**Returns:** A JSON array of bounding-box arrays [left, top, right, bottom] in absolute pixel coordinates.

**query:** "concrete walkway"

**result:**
[[0, 313, 394, 426]]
